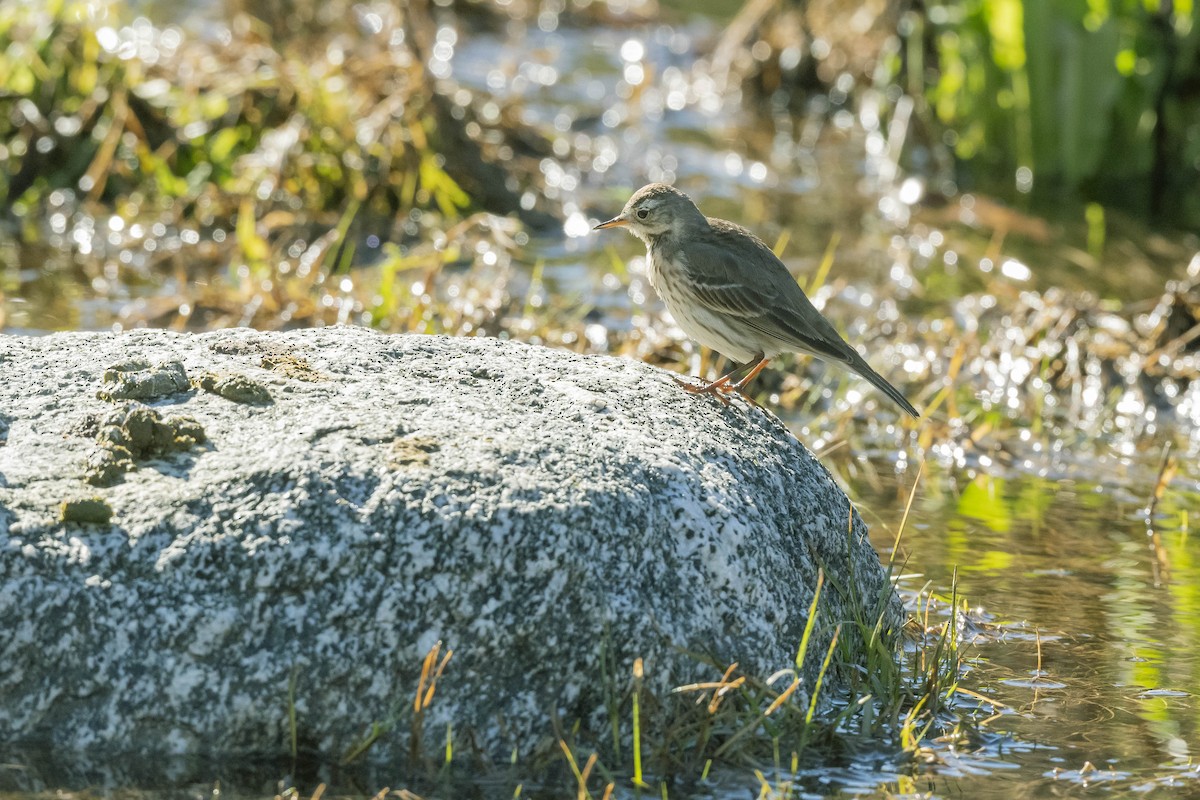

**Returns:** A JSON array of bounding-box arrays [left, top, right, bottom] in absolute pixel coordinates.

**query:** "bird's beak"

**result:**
[[593, 215, 628, 230]]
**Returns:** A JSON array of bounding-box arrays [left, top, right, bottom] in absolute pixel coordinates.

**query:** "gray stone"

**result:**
[[0, 327, 902, 767]]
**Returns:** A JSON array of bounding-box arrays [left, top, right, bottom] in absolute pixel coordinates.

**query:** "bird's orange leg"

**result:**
[[674, 356, 771, 406], [731, 357, 771, 392]]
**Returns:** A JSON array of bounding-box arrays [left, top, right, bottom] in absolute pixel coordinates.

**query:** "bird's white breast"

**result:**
[[646, 244, 761, 364]]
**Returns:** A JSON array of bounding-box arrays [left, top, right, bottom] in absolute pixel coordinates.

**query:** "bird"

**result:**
[[593, 183, 919, 417]]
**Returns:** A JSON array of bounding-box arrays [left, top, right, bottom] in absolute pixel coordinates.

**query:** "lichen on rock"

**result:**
[[193, 371, 273, 405], [97, 360, 190, 402], [261, 353, 327, 382], [85, 404, 207, 487], [60, 497, 114, 524]]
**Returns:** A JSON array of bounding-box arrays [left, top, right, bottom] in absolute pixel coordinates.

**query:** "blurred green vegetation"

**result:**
[[0, 0, 564, 331], [910, 0, 1200, 225], [0, 0, 472, 263]]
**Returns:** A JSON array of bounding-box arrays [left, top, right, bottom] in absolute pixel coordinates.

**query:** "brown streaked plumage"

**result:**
[[594, 183, 919, 416]]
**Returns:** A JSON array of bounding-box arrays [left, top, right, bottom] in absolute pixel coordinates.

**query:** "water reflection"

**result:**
[[839, 459, 1200, 798]]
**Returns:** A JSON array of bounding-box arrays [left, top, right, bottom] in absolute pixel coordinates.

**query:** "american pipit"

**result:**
[[594, 183, 919, 417]]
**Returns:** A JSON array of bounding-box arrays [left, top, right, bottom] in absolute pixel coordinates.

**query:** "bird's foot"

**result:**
[[673, 375, 740, 406]]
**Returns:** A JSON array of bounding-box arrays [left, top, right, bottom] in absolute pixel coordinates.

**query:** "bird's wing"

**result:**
[[679, 225, 857, 364], [679, 220, 920, 417]]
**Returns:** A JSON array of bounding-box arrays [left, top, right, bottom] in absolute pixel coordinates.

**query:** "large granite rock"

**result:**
[[0, 327, 902, 772]]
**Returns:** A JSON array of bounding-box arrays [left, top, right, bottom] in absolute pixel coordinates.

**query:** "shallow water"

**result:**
[[3, 1, 1200, 798], [839, 465, 1200, 798]]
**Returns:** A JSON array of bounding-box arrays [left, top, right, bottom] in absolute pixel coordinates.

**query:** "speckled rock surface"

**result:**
[[0, 327, 901, 766]]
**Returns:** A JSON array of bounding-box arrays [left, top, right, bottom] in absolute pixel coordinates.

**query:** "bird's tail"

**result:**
[[849, 353, 919, 418]]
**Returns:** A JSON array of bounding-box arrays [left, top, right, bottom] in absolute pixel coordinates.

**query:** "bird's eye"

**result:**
[[636, 208, 649, 220]]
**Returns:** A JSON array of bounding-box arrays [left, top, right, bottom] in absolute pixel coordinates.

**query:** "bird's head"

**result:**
[[593, 183, 705, 243]]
